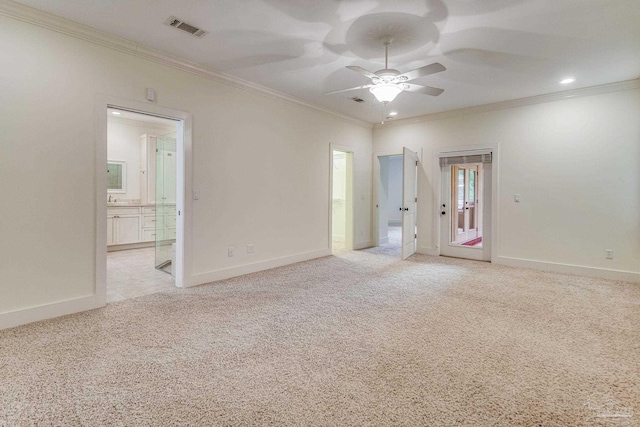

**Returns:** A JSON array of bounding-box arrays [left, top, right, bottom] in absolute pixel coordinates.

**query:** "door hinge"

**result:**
[[415, 233, 417, 238], [415, 197, 418, 202], [416, 160, 418, 166]]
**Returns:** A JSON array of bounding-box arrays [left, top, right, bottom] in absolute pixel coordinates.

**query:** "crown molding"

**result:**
[[374, 79, 640, 130], [0, 0, 373, 130]]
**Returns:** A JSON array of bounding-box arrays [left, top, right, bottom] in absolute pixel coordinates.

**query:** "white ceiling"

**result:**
[[15, 0, 640, 123]]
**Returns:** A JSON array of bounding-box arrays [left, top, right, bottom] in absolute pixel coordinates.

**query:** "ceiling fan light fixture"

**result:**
[[370, 84, 403, 103]]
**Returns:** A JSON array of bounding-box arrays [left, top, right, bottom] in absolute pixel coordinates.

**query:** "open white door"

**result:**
[[402, 147, 418, 259]]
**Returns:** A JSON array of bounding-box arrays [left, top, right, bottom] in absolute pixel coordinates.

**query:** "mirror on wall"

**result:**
[[107, 160, 126, 193]]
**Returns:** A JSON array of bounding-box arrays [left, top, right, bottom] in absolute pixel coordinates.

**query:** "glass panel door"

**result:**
[[450, 164, 480, 245], [155, 136, 176, 274]]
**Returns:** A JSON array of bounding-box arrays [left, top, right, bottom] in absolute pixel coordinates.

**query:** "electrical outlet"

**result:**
[[193, 188, 200, 200], [514, 194, 521, 203], [605, 249, 613, 259], [228, 246, 234, 257], [247, 244, 254, 253]]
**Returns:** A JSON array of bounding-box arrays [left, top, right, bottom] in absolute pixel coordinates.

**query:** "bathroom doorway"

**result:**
[[98, 96, 191, 305], [106, 109, 178, 301], [330, 147, 354, 254]]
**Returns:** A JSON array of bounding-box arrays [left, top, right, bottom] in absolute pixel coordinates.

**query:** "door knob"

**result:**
[[404, 207, 409, 211]]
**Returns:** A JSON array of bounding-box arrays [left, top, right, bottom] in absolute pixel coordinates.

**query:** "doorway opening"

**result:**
[[439, 153, 492, 261], [106, 108, 180, 302], [377, 155, 403, 251], [331, 149, 354, 254], [375, 147, 419, 259]]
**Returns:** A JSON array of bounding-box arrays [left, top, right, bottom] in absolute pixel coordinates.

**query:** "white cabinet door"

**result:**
[[116, 215, 140, 244], [106, 216, 115, 245]]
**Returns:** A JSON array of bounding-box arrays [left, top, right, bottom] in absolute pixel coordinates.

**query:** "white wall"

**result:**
[[0, 12, 373, 323], [374, 87, 640, 281], [107, 117, 175, 200]]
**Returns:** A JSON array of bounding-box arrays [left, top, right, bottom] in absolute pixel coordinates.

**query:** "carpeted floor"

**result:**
[[1, 245, 639, 426]]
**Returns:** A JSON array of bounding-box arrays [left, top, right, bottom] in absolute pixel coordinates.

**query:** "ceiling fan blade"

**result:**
[[346, 65, 377, 79], [398, 62, 446, 81], [325, 84, 373, 95], [404, 83, 445, 97]]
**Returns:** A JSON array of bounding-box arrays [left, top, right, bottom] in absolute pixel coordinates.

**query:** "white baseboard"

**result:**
[[417, 246, 439, 256], [0, 295, 103, 331], [496, 256, 640, 283], [188, 248, 331, 287], [354, 240, 373, 250]]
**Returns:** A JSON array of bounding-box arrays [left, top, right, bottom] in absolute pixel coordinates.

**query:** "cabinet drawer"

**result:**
[[142, 228, 164, 241], [142, 207, 156, 214], [108, 207, 140, 215], [142, 215, 164, 228]]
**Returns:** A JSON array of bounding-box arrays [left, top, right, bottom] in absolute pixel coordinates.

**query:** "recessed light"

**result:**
[[388, 111, 398, 116], [560, 78, 575, 84], [111, 111, 121, 115]]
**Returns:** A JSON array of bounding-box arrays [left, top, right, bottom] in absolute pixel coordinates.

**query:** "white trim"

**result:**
[[417, 246, 439, 256], [353, 240, 374, 250], [374, 79, 640, 130], [0, 0, 372, 130], [191, 249, 330, 285], [496, 256, 640, 283], [0, 295, 100, 330]]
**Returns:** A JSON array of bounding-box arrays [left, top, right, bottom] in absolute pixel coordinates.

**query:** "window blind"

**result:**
[[439, 153, 492, 167]]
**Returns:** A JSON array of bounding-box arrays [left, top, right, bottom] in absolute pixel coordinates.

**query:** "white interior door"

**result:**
[[402, 147, 418, 260]]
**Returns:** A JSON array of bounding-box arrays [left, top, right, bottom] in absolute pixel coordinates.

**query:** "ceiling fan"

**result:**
[[327, 36, 446, 103]]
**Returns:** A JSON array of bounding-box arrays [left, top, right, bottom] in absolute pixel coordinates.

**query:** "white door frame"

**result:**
[[434, 145, 499, 262], [96, 95, 193, 306], [329, 143, 354, 252]]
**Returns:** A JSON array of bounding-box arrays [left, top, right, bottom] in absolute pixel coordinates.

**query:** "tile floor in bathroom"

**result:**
[[107, 247, 175, 303]]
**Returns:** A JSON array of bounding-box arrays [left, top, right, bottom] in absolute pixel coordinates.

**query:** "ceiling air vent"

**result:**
[[350, 97, 365, 103], [165, 16, 208, 38]]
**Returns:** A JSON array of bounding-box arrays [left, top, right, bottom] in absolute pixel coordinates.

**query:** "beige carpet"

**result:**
[[1, 246, 639, 426]]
